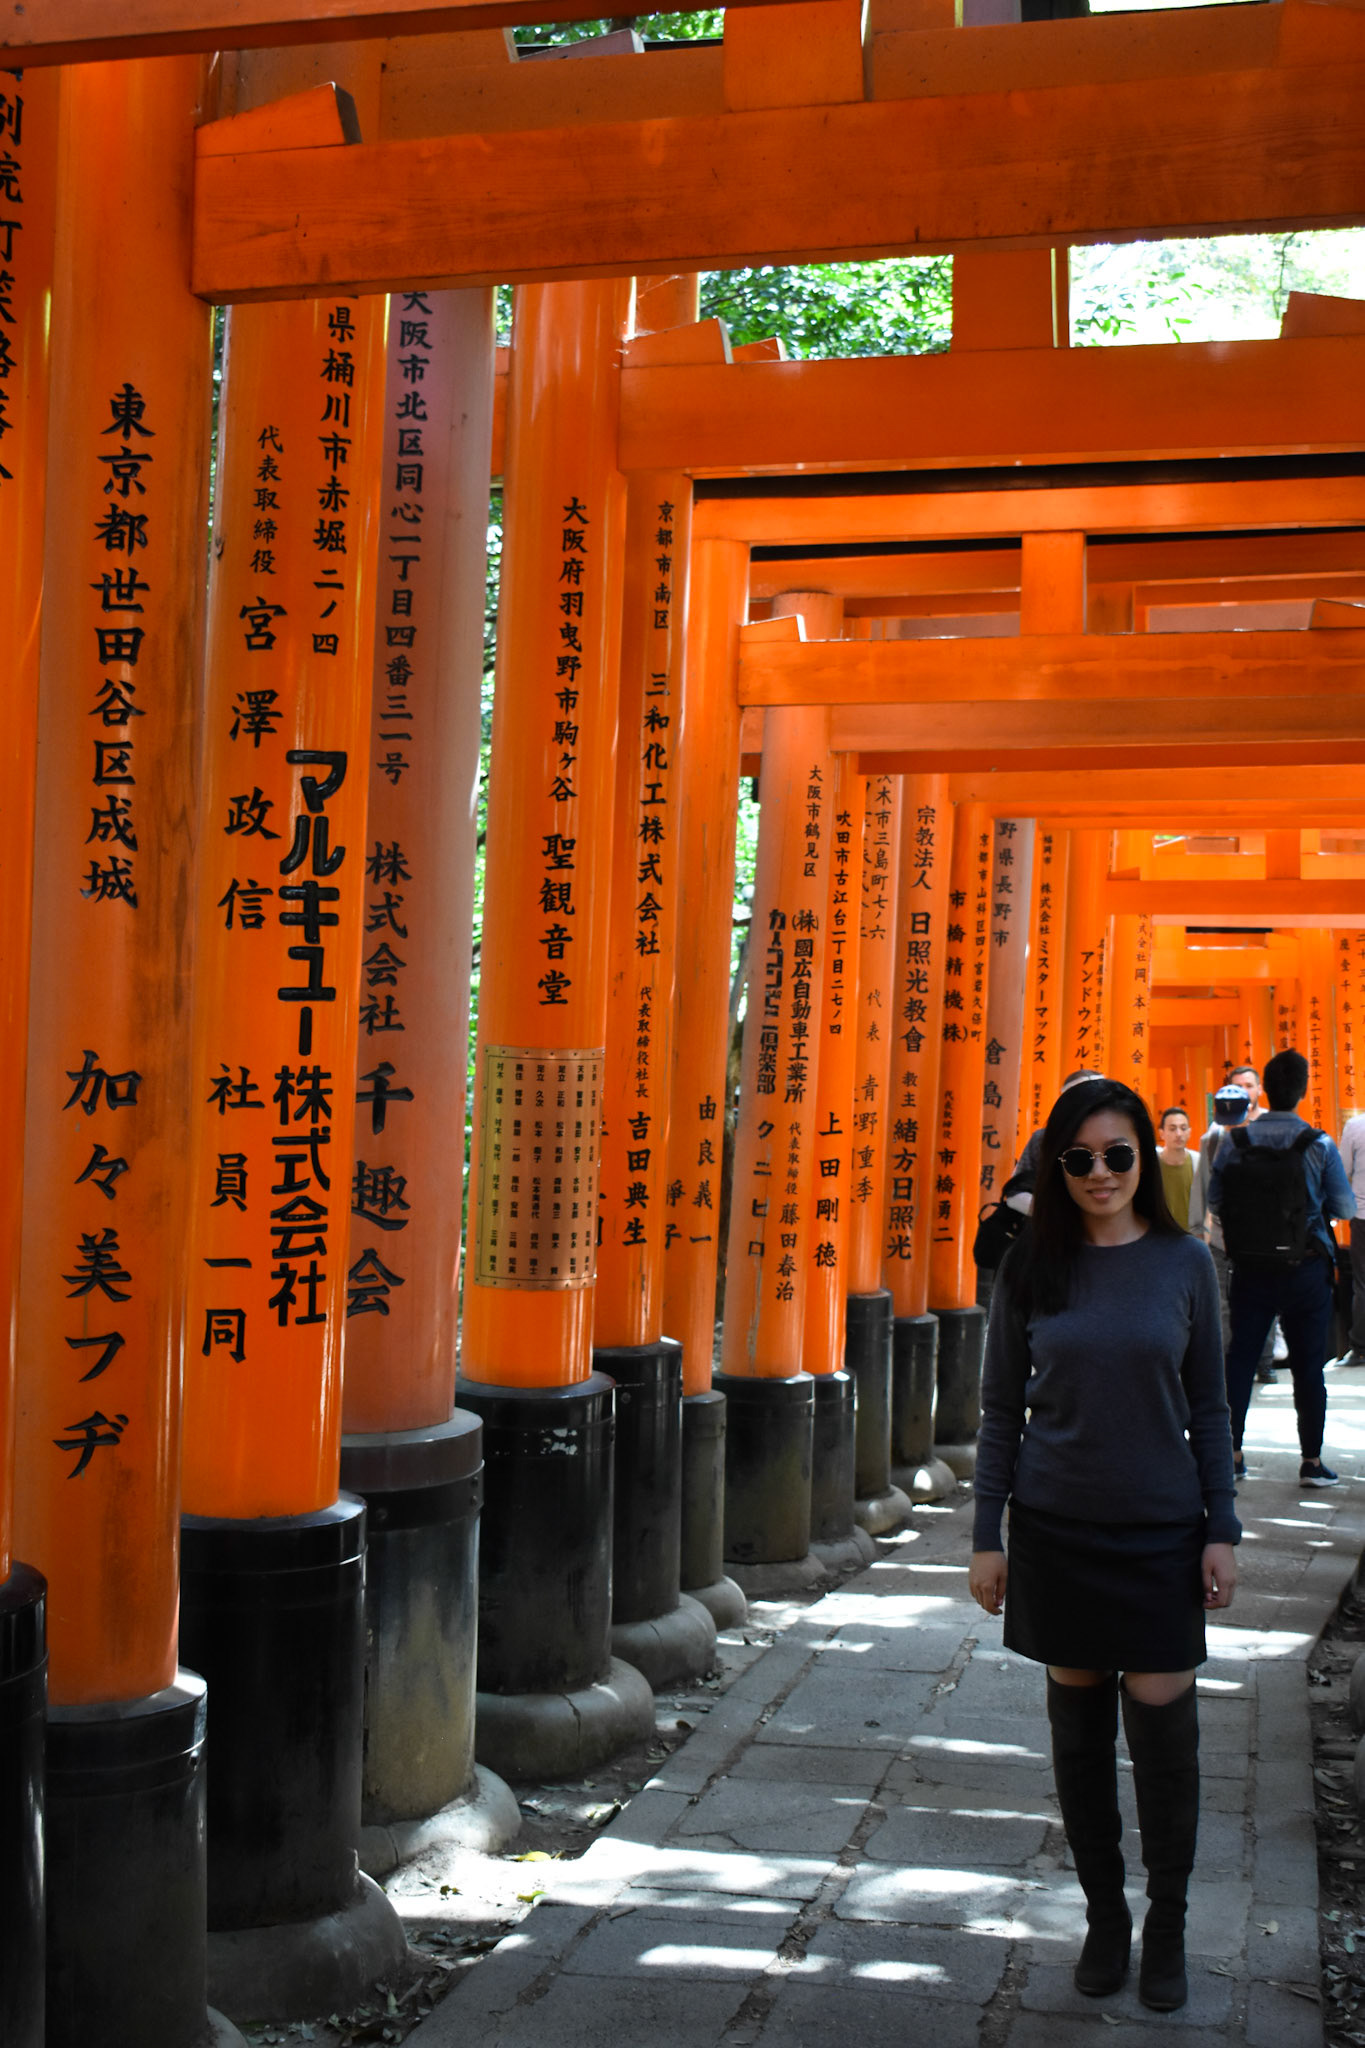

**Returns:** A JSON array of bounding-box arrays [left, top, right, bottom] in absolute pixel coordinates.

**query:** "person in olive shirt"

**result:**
[[1157, 1108, 1197, 1231], [969, 1077, 1238, 2016]]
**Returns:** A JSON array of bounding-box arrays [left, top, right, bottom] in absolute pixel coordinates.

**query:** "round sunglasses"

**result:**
[[1058, 1142, 1137, 1179]]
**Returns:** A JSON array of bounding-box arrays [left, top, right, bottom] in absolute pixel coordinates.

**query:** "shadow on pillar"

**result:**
[[595, 1339, 717, 1691], [890, 1315, 957, 1502], [46, 1668, 247, 2048], [339, 1414, 519, 1879], [455, 1374, 654, 1781], [0, 1561, 44, 2048], [679, 1388, 747, 1631], [714, 1371, 827, 1597], [931, 1305, 989, 1478], [810, 1369, 876, 1574], [845, 1291, 912, 1536], [180, 1500, 409, 2025]]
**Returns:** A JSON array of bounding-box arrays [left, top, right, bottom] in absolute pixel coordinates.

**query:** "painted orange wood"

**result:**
[[721, 707, 834, 1377], [593, 468, 692, 1349], [927, 803, 992, 1312], [1021, 532, 1086, 636], [847, 774, 902, 1297], [723, 0, 865, 111], [1109, 881, 1365, 917], [1280, 290, 1365, 341], [0, 68, 58, 1583], [883, 775, 950, 1318], [1019, 826, 1069, 1145], [1334, 931, 1365, 1119], [979, 819, 1033, 1209], [383, 41, 725, 142], [342, 291, 495, 1434], [756, 534, 1365, 607], [195, 80, 357, 155], [952, 251, 1061, 353], [1107, 914, 1154, 1106], [192, 60, 1365, 300], [182, 287, 387, 1518], [14, 57, 212, 1700], [802, 751, 864, 1377], [462, 281, 630, 1388], [662, 538, 750, 1399], [740, 631, 1365, 708]]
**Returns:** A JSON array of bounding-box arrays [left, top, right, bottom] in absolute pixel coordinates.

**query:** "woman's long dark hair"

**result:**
[[1005, 1078, 1182, 1317]]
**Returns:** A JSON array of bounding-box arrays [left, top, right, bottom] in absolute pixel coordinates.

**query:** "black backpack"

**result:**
[[973, 1172, 1033, 1270], [1219, 1125, 1321, 1267]]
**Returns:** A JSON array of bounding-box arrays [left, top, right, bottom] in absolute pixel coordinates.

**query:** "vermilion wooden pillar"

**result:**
[[1060, 828, 1109, 1078], [178, 270, 408, 2016], [928, 802, 993, 1469], [591, 405, 717, 1686], [0, 63, 57, 2048], [1301, 927, 1337, 1135], [1018, 824, 1070, 1149], [11, 57, 241, 2048], [1107, 913, 1155, 1107], [845, 773, 911, 1532], [882, 775, 954, 1500], [1335, 931, 1365, 1120], [457, 279, 656, 1774], [332, 289, 515, 1851], [979, 819, 1035, 1227], [718, 702, 834, 1583], [662, 535, 750, 1626]]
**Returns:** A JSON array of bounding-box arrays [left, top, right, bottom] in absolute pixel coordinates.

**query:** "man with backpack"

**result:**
[[1208, 1049, 1355, 1486]]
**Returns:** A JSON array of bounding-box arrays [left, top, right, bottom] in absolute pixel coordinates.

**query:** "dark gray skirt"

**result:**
[[1003, 1499, 1207, 1673]]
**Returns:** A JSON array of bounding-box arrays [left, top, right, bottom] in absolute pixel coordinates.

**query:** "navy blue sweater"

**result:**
[[973, 1229, 1240, 1552]]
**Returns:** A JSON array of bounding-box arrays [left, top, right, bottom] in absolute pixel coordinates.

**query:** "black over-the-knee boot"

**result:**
[[1046, 1673, 1131, 1995], [1121, 1682, 1199, 2013]]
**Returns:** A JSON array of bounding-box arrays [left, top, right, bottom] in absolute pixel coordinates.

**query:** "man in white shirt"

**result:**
[[1337, 1107, 1365, 1366]]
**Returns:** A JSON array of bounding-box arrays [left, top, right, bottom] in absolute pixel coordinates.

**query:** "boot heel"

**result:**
[[1075, 1914, 1131, 1996], [1138, 1909, 1187, 2011]]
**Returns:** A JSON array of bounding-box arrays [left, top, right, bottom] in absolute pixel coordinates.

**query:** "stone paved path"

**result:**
[[408, 1365, 1365, 2047]]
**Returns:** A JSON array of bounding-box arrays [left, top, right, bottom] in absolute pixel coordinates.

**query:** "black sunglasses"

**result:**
[[1059, 1142, 1138, 1179]]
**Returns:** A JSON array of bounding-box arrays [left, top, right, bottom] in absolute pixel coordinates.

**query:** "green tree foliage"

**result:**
[[700, 259, 951, 358]]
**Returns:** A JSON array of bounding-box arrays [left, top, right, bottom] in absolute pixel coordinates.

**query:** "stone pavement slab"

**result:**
[[406, 1365, 1365, 2047]]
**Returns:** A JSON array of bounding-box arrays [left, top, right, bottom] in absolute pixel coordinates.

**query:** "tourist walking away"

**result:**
[[970, 1077, 1238, 2014], [1157, 1108, 1198, 1230], [1209, 1048, 1355, 1484], [1337, 1103, 1365, 1367], [1196, 1083, 1278, 1383]]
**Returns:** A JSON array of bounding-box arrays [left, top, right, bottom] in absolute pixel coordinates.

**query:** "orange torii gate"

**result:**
[[5, 5, 1365, 2043]]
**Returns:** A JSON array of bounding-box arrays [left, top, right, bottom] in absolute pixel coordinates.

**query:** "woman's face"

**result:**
[[1060, 1109, 1143, 1230]]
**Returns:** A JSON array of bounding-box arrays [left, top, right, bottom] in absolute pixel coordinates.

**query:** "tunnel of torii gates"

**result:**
[[3, 0, 1365, 2041]]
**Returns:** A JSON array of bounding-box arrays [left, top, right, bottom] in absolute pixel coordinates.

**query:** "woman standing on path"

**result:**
[[968, 1077, 1239, 2014]]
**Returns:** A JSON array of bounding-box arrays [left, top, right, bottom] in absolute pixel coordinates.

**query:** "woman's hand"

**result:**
[[969, 1550, 1008, 1616], [1202, 1542, 1237, 1610]]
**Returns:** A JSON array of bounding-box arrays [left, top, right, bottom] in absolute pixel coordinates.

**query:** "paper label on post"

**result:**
[[475, 1046, 603, 1288]]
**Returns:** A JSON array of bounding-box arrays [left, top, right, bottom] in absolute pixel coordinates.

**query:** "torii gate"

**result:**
[[3, 7, 1365, 2046]]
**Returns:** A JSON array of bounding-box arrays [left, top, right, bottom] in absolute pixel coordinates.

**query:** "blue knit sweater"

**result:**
[[973, 1229, 1240, 1552]]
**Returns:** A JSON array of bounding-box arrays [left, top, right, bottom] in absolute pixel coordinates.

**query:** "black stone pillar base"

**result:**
[[890, 1313, 956, 1501], [206, 1872, 409, 2025], [846, 1290, 894, 1498], [715, 1370, 821, 1590], [931, 1304, 988, 1471], [457, 1374, 654, 1777], [46, 1672, 246, 2048], [180, 1498, 407, 2019], [595, 1341, 717, 1689], [339, 1414, 489, 1828], [846, 1290, 911, 1534], [809, 1371, 872, 1561], [679, 1390, 747, 1630], [0, 1561, 44, 2048]]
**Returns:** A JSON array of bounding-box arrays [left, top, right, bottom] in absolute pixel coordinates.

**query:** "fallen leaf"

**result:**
[[1259, 1920, 1280, 1936]]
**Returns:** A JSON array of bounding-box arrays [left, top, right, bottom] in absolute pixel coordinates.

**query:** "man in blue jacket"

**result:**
[[1209, 1048, 1354, 1487]]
